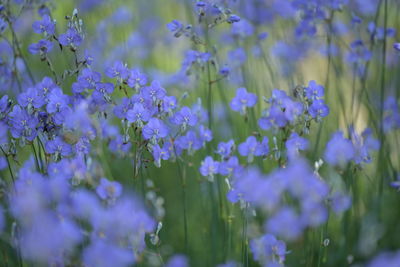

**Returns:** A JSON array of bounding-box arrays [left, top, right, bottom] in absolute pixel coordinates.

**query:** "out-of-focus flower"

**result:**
[[32, 14, 55, 36], [165, 254, 189, 267], [199, 156, 219, 181], [250, 234, 286, 266], [28, 39, 53, 55], [324, 131, 355, 167], [230, 88, 257, 114], [96, 178, 123, 201], [142, 118, 168, 141]]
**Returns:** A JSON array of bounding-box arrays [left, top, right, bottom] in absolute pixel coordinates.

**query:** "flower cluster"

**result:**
[[9, 158, 154, 266], [227, 159, 350, 241], [258, 81, 329, 133], [324, 127, 379, 167]]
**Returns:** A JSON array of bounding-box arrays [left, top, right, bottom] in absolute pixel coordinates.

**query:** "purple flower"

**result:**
[[258, 106, 287, 130], [219, 66, 230, 77], [162, 96, 177, 113], [228, 47, 247, 67], [92, 82, 114, 107], [295, 19, 317, 39], [300, 201, 328, 227], [127, 69, 147, 89], [140, 81, 166, 102], [331, 192, 351, 214], [75, 137, 91, 155], [0, 18, 6, 34], [250, 234, 286, 266], [390, 175, 400, 191], [45, 137, 72, 157], [18, 212, 82, 264], [142, 118, 169, 141], [58, 28, 83, 48], [182, 50, 211, 71], [32, 14, 55, 35], [8, 105, 39, 141], [199, 125, 212, 143], [227, 14, 241, 24], [105, 61, 129, 80], [47, 88, 70, 125], [282, 98, 303, 122], [199, 156, 219, 181], [28, 39, 53, 55], [152, 144, 170, 167], [0, 95, 10, 113], [232, 167, 283, 209], [368, 22, 396, 41], [230, 88, 257, 114], [216, 140, 235, 159], [94, 82, 114, 96], [350, 127, 380, 164], [346, 40, 372, 63], [96, 178, 123, 200], [175, 130, 202, 154], [238, 136, 258, 159], [367, 251, 400, 267], [266, 207, 304, 241], [167, 20, 184, 37], [309, 99, 329, 118], [17, 87, 45, 109], [78, 68, 102, 89], [0, 157, 6, 170], [171, 106, 198, 127], [114, 97, 133, 119], [324, 131, 355, 166], [83, 240, 134, 267], [218, 156, 240, 176], [383, 96, 400, 132], [109, 135, 131, 156], [286, 132, 309, 158], [255, 136, 269, 157], [166, 254, 189, 267], [394, 43, 400, 51], [305, 80, 324, 100], [0, 122, 8, 144], [269, 89, 289, 106], [35, 76, 58, 97], [126, 103, 151, 124]]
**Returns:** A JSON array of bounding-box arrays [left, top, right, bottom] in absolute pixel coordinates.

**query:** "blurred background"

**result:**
[[2, 0, 400, 266]]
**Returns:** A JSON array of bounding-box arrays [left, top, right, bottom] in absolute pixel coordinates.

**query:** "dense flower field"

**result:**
[[0, 0, 400, 266]]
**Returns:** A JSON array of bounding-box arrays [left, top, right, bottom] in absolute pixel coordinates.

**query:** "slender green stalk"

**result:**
[[378, 0, 388, 202], [176, 158, 189, 254], [31, 143, 41, 173], [241, 205, 248, 267], [314, 11, 334, 158], [0, 147, 15, 184]]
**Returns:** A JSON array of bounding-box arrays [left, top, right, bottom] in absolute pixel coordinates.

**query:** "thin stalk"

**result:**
[[45, 56, 59, 84], [4, 15, 36, 85], [0, 147, 15, 184], [176, 158, 188, 254], [314, 11, 334, 158], [241, 205, 248, 267], [378, 0, 388, 200], [31, 143, 41, 173], [354, 0, 384, 122]]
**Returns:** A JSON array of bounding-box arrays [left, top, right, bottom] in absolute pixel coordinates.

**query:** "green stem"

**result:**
[[0, 147, 15, 184], [176, 158, 188, 254], [378, 0, 388, 199]]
